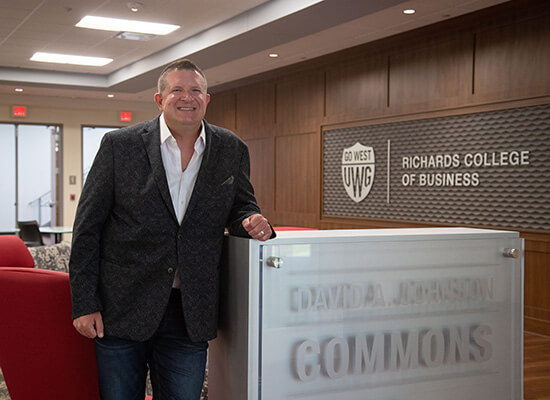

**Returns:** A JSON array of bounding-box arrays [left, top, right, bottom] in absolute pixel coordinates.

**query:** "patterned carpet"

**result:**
[[0, 368, 9, 400], [0, 367, 207, 400]]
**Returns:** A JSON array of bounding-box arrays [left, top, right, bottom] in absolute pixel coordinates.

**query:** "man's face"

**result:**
[[154, 69, 210, 133]]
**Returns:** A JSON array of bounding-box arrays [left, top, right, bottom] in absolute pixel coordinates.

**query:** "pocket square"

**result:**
[[221, 175, 234, 185]]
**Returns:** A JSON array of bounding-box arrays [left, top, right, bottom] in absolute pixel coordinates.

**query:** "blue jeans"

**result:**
[[94, 290, 208, 400]]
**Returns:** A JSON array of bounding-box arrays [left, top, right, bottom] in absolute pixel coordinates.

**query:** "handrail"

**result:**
[[28, 191, 51, 207], [27, 191, 53, 226]]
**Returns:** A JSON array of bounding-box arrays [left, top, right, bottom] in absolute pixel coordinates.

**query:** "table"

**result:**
[[39, 226, 72, 243], [0, 226, 72, 244]]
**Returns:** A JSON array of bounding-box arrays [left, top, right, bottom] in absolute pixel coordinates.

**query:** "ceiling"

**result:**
[[0, 0, 510, 110]]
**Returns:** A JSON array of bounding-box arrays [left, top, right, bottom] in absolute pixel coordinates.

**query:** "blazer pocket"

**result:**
[[221, 175, 234, 186]]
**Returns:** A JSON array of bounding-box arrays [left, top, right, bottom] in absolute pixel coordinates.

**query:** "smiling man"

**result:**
[[69, 59, 274, 400]]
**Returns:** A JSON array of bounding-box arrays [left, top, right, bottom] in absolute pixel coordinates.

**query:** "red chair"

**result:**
[[0, 235, 34, 268], [0, 267, 100, 400], [0, 267, 153, 400]]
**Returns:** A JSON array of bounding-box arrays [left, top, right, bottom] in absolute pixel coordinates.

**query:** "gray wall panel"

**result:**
[[323, 104, 550, 231]]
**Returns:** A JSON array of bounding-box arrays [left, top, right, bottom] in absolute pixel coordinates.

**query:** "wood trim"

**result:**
[[525, 317, 550, 337], [322, 96, 550, 132], [474, 12, 550, 101], [388, 32, 474, 113], [246, 137, 275, 222], [325, 52, 387, 122], [274, 132, 320, 216], [205, 91, 236, 131], [524, 332, 550, 399], [236, 81, 276, 140], [275, 70, 325, 136]]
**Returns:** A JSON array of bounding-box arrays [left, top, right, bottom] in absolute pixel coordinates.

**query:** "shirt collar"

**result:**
[[159, 113, 206, 151]]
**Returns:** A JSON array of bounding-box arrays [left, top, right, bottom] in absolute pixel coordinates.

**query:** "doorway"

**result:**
[[0, 123, 61, 229]]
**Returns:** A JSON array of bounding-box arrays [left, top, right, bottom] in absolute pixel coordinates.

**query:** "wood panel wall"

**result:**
[[205, 0, 550, 335]]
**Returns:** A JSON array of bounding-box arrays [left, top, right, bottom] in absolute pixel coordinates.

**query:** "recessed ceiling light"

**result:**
[[403, 9, 416, 15], [128, 1, 143, 12], [15, 88, 24, 92], [269, 53, 279, 58], [107, 94, 115, 98], [115, 31, 155, 41], [76, 16, 180, 35], [30, 52, 113, 66]]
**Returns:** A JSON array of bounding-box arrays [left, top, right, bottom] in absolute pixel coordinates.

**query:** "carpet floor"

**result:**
[[0, 367, 207, 400]]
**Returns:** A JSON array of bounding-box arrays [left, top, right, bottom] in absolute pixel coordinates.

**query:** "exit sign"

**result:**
[[12, 105, 27, 117], [120, 111, 132, 122]]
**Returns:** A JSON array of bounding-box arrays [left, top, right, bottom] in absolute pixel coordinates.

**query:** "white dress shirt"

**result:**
[[159, 113, 206, 287]]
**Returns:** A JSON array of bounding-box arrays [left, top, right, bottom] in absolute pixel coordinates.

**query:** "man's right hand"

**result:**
[[73, 311, 104, 339]]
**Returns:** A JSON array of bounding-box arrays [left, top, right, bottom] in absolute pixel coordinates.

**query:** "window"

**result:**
[[82, 126, 119, 185]]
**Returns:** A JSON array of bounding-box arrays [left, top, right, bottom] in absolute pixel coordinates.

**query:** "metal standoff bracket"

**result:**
[[266, 256, 283, 269], [503, 248, 520, 258]]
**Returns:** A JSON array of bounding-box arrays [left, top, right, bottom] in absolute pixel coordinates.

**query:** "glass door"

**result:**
[[82, 126, 118, 185], [0, 124, 16, 230], [0, 123, 61, 230], [17, 124, 60, 227]]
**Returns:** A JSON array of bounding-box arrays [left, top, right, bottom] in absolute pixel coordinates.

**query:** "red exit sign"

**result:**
[[12, 105, 27, 117], [120, 111, 132, 122]]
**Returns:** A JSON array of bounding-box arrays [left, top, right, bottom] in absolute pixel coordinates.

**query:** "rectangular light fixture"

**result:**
[[76, 16, 180, 35], [30, 52, 113, 66]]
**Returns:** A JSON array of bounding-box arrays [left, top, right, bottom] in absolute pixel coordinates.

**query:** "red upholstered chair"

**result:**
[[0, 267, 153, 400], [0, 235, 35, 268], [0, 267, 99, 400]]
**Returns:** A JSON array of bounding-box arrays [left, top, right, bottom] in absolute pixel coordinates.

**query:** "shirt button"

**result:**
[[167, 267, 174, 273]]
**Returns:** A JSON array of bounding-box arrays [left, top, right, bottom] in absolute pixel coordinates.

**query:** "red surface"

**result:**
[[12, 106, 27, 117], [273, 226, 317, 231], [0, 267, 100, 400], [0, 235, 34, 268]]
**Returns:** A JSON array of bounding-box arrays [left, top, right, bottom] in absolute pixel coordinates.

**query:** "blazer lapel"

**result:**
[[182, 121, 220, 224], [141, 118, 178, 222]]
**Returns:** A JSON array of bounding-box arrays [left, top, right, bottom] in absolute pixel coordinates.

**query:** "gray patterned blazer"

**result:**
[[69, 118, 265, 342]]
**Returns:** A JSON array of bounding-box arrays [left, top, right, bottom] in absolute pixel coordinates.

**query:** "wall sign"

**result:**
[[342, 142, 375, 202], [323, 104, 550, 231]]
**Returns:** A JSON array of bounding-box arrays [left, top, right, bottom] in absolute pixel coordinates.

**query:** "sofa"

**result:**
[[0, 241, 208, 400], [0, 241, 72, 400]]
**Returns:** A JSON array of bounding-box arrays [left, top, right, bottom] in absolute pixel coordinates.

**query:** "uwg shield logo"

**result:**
[[342, 143, 375, 202]]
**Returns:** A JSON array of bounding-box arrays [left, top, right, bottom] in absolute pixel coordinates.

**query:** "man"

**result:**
[[69, 58, 274, 400]]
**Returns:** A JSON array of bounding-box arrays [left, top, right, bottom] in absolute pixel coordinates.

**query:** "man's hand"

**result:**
[[242, 214, 272, 241], [73, 311, 104, 339]]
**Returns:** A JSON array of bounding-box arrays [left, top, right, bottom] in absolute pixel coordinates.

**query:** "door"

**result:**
[[0, 123, 61, 230], [0, 124, 16, 229], [82, 126, 118, 185], [17, 124, 60, 227]]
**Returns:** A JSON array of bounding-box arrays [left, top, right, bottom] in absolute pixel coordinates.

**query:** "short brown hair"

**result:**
[[157, 59, 207, 93]]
